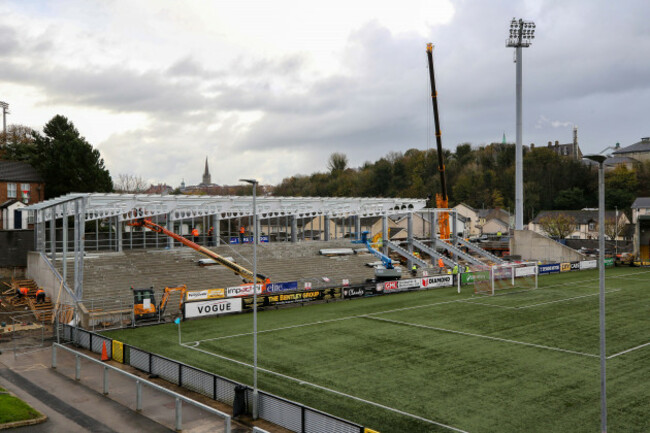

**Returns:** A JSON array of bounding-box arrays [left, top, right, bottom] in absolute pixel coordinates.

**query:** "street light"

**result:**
[[584, 154, 607, 433], [240, 177, 259, 419], [506, 18, 535, 230]]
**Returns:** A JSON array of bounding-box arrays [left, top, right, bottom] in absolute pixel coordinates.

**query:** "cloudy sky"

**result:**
[[1, 0, 648, 188]]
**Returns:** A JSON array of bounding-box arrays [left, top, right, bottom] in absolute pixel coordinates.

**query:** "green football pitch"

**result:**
[[104, 267, 650, 433]]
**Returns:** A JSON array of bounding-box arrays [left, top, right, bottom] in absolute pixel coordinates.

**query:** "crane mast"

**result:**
[[426, 43, 450, 241]]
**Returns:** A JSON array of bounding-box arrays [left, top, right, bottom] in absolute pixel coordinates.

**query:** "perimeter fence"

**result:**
[[60, 324, 365, 433]]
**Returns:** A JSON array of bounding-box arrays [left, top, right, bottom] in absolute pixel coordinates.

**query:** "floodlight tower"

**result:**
[[506, 18, 535, 230]]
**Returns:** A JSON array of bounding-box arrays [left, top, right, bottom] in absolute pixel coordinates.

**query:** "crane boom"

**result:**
[[426, 43, 450, 241], [128, 218, 267, 284]]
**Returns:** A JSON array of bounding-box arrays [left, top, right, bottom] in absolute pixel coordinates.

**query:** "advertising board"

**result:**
[[570, 261, 581, 271], [226, 284, 264, 298], [376, 278, 420, 293], [419, 275, 453, 289], [514, 266, 536, 277], [185, 288, 225, 301], [461, 271, 490, 285], [538, 263, 560, 274], [580, 260, 597, 270], [560, 262, 571, 272], [604, 258, 614, 267], [265, 281, 299, 293], [242, 287, 342, 309], [343, 286, 369, 298], [184, 298, 242, 319]]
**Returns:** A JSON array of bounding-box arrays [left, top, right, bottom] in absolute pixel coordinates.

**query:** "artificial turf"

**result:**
[[104, 267, 650, 433]]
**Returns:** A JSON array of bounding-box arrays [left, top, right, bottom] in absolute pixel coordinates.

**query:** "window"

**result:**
[[588, 222, 596, 231], [7, 183, 16, 198], [21, 184, 30, 203]]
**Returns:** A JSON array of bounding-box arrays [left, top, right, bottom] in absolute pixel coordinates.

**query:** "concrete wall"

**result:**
[[511, 230, 585, 262], [0, 229, 33, 267], [26, 251, 76, 309]]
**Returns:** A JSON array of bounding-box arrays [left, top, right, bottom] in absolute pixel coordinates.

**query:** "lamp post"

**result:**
[[506, 18, 535, 230], [240, 178, 259, 419], [584, 154, 607, 433], [615, 206, 618, 257]]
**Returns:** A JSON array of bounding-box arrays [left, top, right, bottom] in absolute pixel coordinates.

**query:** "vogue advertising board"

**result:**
[[538, 263, 560, 274], [265, 281, 299, 293], [185, 288, 225, 301], [580, 260, 597, 270], [560, 262, 571, 272], [184, 298, 242, 319], [420, 275, 453, 289], [242, 288, 342, 310], [226, 284, 264, 298]]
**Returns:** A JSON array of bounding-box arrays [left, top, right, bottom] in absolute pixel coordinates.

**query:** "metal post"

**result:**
[[136, 380, 142, 411], [62, 203, 68, 283], [291, 216, 297, 243], [240, 178, 259, 419], [103, 366, 109, 395], [598, 161, 607, 433], [50, 208, 56, 262], [324, 215, 330, 241], [407, 213, 413, 269], [52, 343, 57, 368], [515, 45, 523, 230], [382, 215, 388, 256], [75, 354, 81, 380], [175, 397, 182, 431]]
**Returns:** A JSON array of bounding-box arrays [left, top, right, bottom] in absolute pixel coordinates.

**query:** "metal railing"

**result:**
[[59, 325, 364, 433], [52, 342, 232, 432]]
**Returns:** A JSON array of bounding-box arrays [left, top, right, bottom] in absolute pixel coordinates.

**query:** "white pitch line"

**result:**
[[516, 289, 622, 309], [363, 315, 599, 358], [607, 341, 650, 359], [180, 342, 469, 433], [458, 300, 517, 309], [186, 297, 467, 345]]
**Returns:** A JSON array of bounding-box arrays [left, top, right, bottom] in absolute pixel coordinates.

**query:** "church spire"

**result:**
[[202, 156, 211, 185]]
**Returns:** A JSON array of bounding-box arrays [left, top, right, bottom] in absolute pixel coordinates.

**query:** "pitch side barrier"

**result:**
[[59, 324, 365, 433], [459, 258, 614, 285]]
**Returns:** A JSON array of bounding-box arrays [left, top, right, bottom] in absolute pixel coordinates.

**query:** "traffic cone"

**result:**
[[101, 341, 109, 362]]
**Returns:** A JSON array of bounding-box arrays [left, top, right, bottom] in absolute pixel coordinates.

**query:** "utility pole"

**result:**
[[506, 18, 535, 230]]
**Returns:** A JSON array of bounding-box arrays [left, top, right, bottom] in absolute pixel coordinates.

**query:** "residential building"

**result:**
[[0, 160, 44, 229], [532, 126, 582, 160], [529, 209, 630, 240], [631, 197, 650, 261], [453, 203, 480, 236], [611, 137, 650, 164]]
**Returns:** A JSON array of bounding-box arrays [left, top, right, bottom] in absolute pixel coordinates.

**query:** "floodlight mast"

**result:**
[[0, 101, 9, 146], [506, 18, 535, 231]]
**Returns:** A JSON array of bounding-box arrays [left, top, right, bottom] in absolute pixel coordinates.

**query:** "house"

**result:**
[[453, 203, 480, 236], [481, 217, 509, 235], [532, 126, 582, 160], [595, 142, 642, 171], [0, 160, 44, 229], [611, 137, 650, 164], [529, 209, 630, 240], [477, 208, 511, 233], [631, 197, 650, 261]]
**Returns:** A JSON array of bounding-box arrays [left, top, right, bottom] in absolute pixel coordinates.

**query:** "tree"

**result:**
[[604, 216, 625, 241], [554, 187, 586, 210], [538, 213, 576, 239], [31, 115, 113, 198], [0, 124, 38, 161], [114, 173, 148, 193], [327, 153, 348, 174], [605, 166, 638, 211]]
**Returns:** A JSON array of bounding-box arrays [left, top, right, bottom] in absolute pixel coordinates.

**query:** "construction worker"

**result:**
[[411, 264, 417, 277], [191, 227, 199, 243], [36, 288, 45, 304], [452, 264, 459, 284], [239, 226, 245, 244], [207, 226, 214, 246], [17, 286, 29, 298], [437, 257, 444, 274], [465, 265, 470, 273]]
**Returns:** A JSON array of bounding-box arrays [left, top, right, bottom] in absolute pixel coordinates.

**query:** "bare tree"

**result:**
[[604, 216, 625, 241], [114, 173, 148, 193], [538, 213, 576, 239], [327, 152, 348, 174]]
